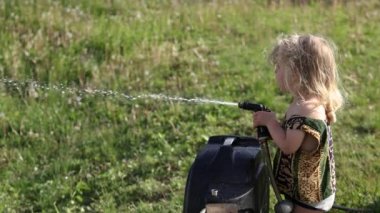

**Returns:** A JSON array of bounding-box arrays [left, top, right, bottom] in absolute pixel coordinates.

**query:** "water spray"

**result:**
[[0, 78, 240, 107]]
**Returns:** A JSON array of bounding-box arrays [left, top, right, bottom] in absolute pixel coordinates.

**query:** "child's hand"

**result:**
[[253, 111, 277, 128]]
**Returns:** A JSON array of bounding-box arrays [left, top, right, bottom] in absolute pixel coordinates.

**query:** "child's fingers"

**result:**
[[253, 112, 260, 127]]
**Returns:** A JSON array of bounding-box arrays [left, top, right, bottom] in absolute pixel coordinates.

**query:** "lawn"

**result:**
[[0, 0, 379, 212]]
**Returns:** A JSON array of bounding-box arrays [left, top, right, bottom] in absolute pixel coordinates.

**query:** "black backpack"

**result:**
[[183, 135, 269, 213]]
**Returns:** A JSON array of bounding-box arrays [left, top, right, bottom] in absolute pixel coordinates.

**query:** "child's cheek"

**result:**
[[276, 72, 286, 92]]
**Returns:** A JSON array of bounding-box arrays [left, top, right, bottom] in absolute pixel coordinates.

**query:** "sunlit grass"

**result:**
[[0, 0, 379, 211]]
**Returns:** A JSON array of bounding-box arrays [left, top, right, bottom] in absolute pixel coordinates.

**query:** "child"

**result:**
[[253, 34, 344, 212]]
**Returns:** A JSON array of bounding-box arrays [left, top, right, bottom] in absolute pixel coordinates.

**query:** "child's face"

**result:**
[[275, 63, 287, 92]]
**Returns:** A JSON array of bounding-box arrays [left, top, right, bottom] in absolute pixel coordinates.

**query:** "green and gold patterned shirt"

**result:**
[[273, 115, 336, 206]]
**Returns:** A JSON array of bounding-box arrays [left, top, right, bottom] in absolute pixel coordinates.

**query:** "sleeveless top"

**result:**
[[273, 115, 336, 206]]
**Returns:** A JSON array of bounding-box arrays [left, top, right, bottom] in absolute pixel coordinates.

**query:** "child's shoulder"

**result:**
[[287, 98, 326, 121], [298, 104, 326, 121]]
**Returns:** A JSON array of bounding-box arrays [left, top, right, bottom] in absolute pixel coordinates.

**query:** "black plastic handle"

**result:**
[[238, 101, 271, 141]]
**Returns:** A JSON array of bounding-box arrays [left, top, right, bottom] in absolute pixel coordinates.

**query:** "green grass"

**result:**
[[0, 0, 379, 212]]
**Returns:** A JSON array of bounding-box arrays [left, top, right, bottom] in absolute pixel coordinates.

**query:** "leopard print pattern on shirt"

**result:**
[[275, 153, 294, 196], [283, 116, 324, 203], [297, 150, 323, 203], [284, 116, 305, 130], [327, 126, 337, 193]]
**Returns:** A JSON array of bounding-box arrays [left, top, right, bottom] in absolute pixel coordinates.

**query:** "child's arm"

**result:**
[[253, 111, 305, 155]]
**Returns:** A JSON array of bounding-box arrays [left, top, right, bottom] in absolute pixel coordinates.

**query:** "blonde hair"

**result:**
[[269, 34, 344, 123]]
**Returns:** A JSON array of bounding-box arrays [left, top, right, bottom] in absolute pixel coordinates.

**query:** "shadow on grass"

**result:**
[[364, 198, 380, 212], [331, 198, 379, 212]]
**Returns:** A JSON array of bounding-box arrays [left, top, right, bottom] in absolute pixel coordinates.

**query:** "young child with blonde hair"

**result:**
[[253, 34, 344, 212]]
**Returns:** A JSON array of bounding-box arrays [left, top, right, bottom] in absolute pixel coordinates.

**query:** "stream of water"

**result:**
[[0, 78, 238, 107]]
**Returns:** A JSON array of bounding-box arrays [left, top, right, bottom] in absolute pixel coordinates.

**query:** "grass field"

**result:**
[[0, 0, 379, 212]]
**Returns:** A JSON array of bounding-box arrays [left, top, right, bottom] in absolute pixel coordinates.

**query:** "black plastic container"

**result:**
[[183, 135, 269, 213]]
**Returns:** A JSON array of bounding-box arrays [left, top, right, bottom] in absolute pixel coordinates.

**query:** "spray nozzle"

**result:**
[[238, 101, 271, 141], [238, 101, 270, 112]]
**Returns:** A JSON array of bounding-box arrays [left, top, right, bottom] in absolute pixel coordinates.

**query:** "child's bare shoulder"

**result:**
[[297, 101, 326, 121]]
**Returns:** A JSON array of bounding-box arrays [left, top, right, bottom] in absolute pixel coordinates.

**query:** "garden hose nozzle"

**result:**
[[238, 101, 271, 141]]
